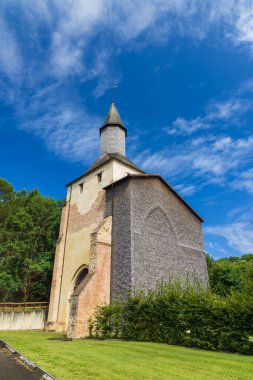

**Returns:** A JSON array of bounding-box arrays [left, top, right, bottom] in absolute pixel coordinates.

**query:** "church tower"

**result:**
[[47, 102, 208, 339], [46, 103, 144, 337], [100, 102, 127, 156]]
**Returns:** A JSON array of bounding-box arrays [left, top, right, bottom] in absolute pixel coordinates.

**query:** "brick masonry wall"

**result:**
[[68, 191, 105, 234], [67, 217, 112, 338]]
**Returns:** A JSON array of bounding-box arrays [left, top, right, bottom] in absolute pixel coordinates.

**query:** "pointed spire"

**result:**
[[103, 102, 124, 127], [100, 102, 127, 136]]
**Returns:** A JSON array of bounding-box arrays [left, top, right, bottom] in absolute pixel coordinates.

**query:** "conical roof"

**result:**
[[100, 102, 127, 136]]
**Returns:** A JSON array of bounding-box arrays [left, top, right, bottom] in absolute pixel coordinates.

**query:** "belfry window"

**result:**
[[74, 267, 88, 291], [97, 172, 102, 183]]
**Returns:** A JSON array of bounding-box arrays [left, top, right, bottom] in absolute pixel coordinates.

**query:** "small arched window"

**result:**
[[74, 267, 88, 291]]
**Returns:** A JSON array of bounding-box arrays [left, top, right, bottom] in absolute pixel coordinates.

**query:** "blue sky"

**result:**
[[0, 1, 253, 258]]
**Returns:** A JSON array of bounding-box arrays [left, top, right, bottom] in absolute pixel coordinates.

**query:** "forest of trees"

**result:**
[[0, 178, 62, 302], [0, 177, 252, 302]]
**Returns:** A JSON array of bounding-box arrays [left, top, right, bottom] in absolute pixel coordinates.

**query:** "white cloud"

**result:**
[[42, 1, 253, 79], [174, 184, 196, 196], [1, 0, 253, 163], [205, 240, 228, 258], [135, 135, 253, 193], [212, 137, 232, 150], [232, 168, 253, 194], [234, 3, 253, 47], [1, 0, 253, 83], [205, 222, 253, 254], [0, 16, 22, 79], [21, 105, 100, 162], [18, 83, 101, 162], [167, 116, 209, 136], [167, 98, 251, 136]]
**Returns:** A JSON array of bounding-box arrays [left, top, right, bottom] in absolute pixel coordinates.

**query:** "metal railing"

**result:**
[[0, 302, 48, 311]]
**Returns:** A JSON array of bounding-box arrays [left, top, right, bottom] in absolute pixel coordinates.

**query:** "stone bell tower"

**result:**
[[46, 102, 144, 337], [100, 102, 127, 156]]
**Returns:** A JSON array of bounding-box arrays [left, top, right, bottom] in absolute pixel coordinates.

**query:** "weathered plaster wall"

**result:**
[[112, 161, 142, 182], [48, 158, 142, 332], [106, 177, 208, 300], [56, 162, 113, 331], [47, 202, 70, 329]]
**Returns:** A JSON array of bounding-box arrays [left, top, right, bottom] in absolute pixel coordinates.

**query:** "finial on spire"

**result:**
[[111, 81, 118, 103]]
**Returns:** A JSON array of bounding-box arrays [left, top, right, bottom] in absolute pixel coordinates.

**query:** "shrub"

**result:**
[[90, 281, 253, 354]]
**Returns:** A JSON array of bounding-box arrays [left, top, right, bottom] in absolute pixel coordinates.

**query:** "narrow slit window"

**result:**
[[97, 172, 102, 183], [79, 182, 84, 193]]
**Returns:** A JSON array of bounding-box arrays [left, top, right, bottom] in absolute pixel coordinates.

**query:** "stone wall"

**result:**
[[100, 126, 126, 156], [106, 180, 132, 300], [131, 178, 208, 289], [106, 176, 208, 300]]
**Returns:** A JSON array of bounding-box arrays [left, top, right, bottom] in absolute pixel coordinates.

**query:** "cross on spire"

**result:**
[[111, 81, 118, 103]]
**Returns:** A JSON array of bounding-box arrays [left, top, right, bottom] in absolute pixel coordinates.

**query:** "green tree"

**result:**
[[207, 253, 253, 296], [244, 260, 253, 296], [0, 178, 62, 302]]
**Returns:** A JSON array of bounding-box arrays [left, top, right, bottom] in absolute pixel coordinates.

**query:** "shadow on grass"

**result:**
[[46, 337, 72, 342]]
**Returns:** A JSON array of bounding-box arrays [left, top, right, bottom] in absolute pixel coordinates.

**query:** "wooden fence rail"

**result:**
[[0, 302, 48, 311]]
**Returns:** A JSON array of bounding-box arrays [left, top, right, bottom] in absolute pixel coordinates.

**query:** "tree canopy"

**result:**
[[207, 253, 253, 296], [0, 178, 63, 302]]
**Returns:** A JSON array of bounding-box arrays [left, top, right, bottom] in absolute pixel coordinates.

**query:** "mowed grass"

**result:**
[[0, 331, 253, 380]]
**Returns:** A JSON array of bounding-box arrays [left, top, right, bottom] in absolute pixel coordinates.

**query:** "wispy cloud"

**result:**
[[2, 1, 253, 84], [167, 98, 251, 136], [0, 16, 22, 80], [135, 134, 253, 194], [234, 3, 253, 48], [174, 184, 196, 196], [1, 1, 253, 163], [22, 106, 100, 162], [18, 83, 101, 162], [205, 222, 253, 254], [232, 168, 253, 194], [45, 1, 253, 81], [205, 204, 253, 256]]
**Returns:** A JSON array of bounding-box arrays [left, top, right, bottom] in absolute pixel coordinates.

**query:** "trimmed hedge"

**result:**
[[89, 282, 253, 354]]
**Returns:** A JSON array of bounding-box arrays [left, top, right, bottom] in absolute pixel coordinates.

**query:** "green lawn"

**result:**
[[0, 331, 252, 380]]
